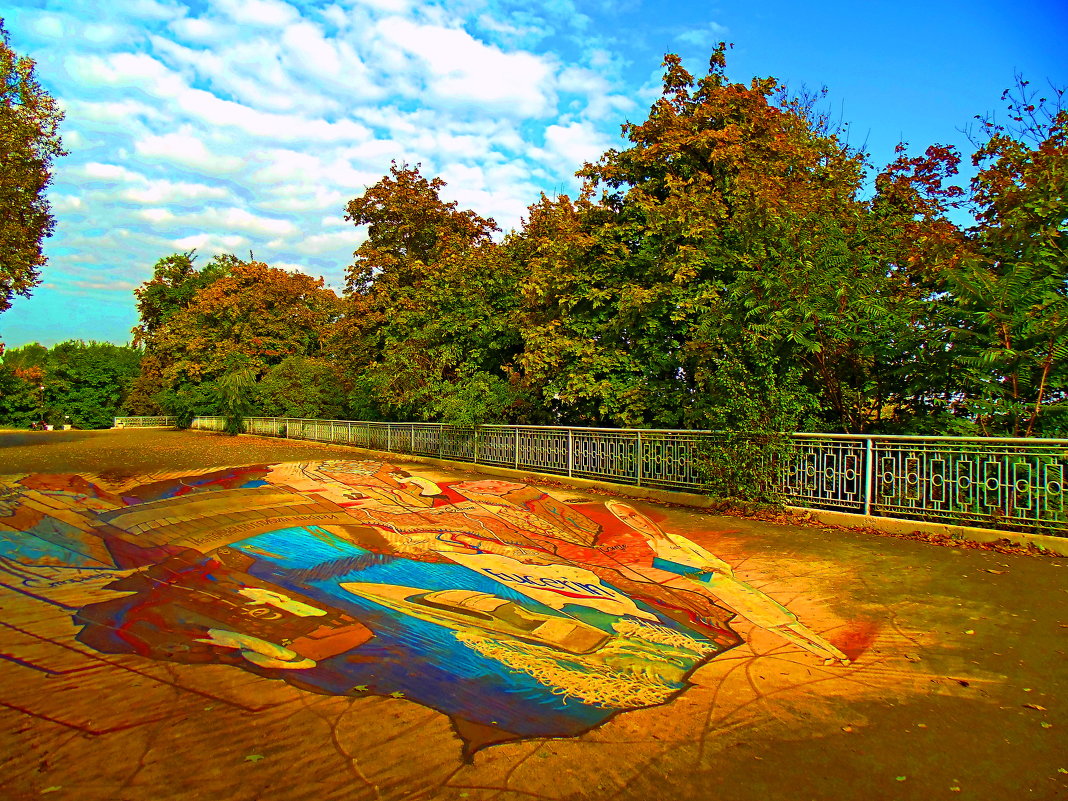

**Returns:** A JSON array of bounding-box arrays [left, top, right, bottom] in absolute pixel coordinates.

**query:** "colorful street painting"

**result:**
[[0, 461, 852, 754]]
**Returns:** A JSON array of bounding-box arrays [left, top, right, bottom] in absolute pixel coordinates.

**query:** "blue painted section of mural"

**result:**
[[242, 527, 620, 735]]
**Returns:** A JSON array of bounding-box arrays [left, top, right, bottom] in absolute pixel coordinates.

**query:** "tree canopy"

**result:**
[[97, 48, 1065, 438], [0, 18, 65, 314]]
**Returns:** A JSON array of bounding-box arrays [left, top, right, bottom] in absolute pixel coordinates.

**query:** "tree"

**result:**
[[215, 354, 257, 435], [0, 341, 141, 428], [949, 78, 1068, 435], [258, 355, 347, 420], [125, 251, 235, 414], [513, 48, 966, 433], [128, 254, 341, 419], [338, 165, 531, 423], [43, 341, 141, 428], [0, 18, 66, 313]]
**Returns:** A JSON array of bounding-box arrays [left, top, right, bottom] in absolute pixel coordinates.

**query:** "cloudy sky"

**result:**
[[2, 0, 1065, 347]]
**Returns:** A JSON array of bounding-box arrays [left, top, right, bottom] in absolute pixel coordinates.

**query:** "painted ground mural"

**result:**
[[0, 460, 853, 756]]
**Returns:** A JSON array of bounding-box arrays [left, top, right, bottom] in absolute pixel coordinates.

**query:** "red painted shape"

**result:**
[[833, 618, 881, 662]]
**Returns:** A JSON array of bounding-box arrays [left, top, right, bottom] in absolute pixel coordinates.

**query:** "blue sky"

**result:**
[[2, 0, 1066, 348]]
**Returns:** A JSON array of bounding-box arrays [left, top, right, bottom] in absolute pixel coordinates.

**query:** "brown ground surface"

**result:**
[[1, 428, 1066, 801]]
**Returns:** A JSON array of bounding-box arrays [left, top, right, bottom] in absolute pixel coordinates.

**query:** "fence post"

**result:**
[[387, 425, 392, 453], [637, 431, 643, 487], [863, 437, 874, 516], [410, 424, 415, 454], [568, 429, 574, 477], [474, 426, 480, 464], [514, 428, 520, 469]]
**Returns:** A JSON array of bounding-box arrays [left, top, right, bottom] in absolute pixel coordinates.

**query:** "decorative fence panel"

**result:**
[[114, 416, 1068, 535], [113, 416, 176, 428]]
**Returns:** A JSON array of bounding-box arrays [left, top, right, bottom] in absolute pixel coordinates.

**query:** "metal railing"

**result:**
[[112, 416, 177, 428], [113, 416, 1068, 536]]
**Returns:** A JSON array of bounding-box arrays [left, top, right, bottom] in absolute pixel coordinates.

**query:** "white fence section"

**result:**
[[112, 416, 176, 428], [113, 416, 1068, 536]]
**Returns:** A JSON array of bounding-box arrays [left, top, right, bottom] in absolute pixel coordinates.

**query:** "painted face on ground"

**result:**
[[605, 500, 664, 540]]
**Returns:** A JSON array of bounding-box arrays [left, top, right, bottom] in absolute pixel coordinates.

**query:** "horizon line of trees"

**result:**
[[3, 47, 1065, 436]]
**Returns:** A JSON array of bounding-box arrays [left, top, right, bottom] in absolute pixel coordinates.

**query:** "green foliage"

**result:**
[[156, 381, 216, 429], [0, 19, 66, 313], [336, 165, 531, 424], [0, 340, 141, 428], [258, 356, 346, 420], [216, 355, 257, 435], [512, 48, 966, 433], [128, 253, 342, 421], [117, 49, 1063, 462], [693, 355, 819, 503], [948, 81, 1067, 436]]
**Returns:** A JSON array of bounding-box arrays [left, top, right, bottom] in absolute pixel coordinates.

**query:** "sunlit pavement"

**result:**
[[0, 429, 1065, 801]]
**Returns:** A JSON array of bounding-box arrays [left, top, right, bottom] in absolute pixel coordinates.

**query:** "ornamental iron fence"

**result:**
[[112, 416, 177, 428], [113, 415, 1068, 536]]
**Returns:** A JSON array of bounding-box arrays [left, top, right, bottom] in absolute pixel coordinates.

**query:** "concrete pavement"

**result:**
[[0, 429, 1065, 800]]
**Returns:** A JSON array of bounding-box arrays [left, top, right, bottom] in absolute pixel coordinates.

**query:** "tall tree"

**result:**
[[129, 254, 341, 419], [339, 164, 530, 423], [125, 251, 233, 414], [950, 79, 1068, 435], [514, 48, 965, 433], [0, 19, 66, 314]]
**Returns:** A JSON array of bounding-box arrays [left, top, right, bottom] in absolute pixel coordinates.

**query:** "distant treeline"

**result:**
[[0, 341, 141, 428], [11, 50, 1068, 435]]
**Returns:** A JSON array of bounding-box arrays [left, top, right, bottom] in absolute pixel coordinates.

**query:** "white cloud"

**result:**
[[542, 120, 612, 169], [135, 130, 244, 174], [138, 208, 175, 224], [173, 233, 251, 251], [272, 261, 314, 274], [9, 0, 655, 346], [276, 230, 357, 256], [168, 16, 233, 43], [375, 18, 557, 116], [120, 179, 230, 204], [51, 195, 85, 212], [213, 0, 301, 28], [136, 206, 298, 240], [676, 22, 729, 47], [77, 162, 146, 183], [63, 98, 164, 125]]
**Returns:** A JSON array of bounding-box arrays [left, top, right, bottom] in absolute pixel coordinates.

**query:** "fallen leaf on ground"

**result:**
[[245, 755, 264, 763], [1023, 703, 1048, 711]]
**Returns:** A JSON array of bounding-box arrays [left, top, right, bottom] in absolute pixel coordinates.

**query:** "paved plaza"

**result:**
[[0, 429, 1065, 800]]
